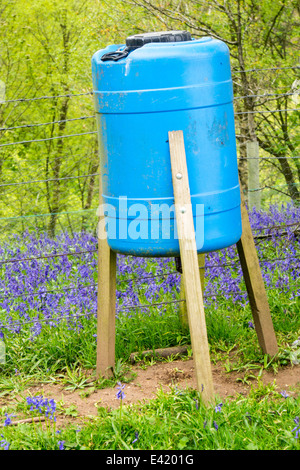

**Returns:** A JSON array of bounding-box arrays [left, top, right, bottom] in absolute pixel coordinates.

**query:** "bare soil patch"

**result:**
[[15, 357, 300, 428]]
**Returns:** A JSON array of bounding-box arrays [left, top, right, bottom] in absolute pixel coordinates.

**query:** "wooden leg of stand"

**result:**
[[96, 238, 116, 378], [169, 130, 214, 405], [198, 253, 206, 297], [237, 186, 278, 356], [179, 254, 205, 328]]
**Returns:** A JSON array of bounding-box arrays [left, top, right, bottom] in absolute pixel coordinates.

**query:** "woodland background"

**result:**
[[0, 0, 299, 239]]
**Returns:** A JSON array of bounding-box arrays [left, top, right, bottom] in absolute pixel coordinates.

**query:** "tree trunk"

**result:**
[[258, 137, 300, 203], [81, 155, 99, 231], [48, 14, 71, 237], [48, 96, 70, 237]]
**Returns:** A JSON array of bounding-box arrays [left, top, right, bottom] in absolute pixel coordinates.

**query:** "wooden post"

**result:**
[[237, 184, 278, 356], [169, 130, 214, 405], [96, 183, 117, 378], [247, 140, 261, 210], [179, 253, 205, 328]]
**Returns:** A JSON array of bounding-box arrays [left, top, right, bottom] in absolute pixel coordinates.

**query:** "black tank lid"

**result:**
[[126, 31, 192, 49], [100, 31, 192, 62]]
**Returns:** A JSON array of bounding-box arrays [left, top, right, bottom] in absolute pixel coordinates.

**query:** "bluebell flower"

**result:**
[[215, 403, 223, 413], [58, 440, 65, 450], [26, 395, 56, 420], [0, 205, 298, 340], [292, 416, 300, 439], [116, 382, 126, 400], [0, 435, 10, 450], [3, 413, 15, 426]]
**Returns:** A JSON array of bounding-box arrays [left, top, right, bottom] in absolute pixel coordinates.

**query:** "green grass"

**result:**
[[0, 258, 299, 450], [3, 285, 296, 378], [1, 383, 300, 450]]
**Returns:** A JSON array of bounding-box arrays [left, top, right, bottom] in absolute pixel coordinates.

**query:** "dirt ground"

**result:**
[[19, 357, 300, 427]]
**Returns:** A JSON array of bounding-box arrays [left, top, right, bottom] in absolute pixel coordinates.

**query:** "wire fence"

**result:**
[[0, 131, 98, 148], [0, 64, 298, 104], [1, 279, 300, 334], [0, 248, 299, 332], [0, 220, 298, 264], [0, 278, 298, 333], [1, 91, 93, 104], [0, 217, 298, 339], [0, 64, 299, 338], [0, 66, 298, 166]]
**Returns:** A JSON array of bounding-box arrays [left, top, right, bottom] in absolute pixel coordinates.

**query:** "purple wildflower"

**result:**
[[58, 440, 65, 450], [215, 403, 223, 413], [292, 416, 300, 439], [0, 435, 10, 450], [132, 431, 139, 444], [3, 413, 15, 426], [26, 395, 56, 420], [0, 204, 298, 346], [116, 382, 126, 400]]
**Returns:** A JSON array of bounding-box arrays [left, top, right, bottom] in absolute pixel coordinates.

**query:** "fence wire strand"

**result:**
[[0, 280, 299, 331], [0, 115, 95, 132], [0, 130, 97, 148]]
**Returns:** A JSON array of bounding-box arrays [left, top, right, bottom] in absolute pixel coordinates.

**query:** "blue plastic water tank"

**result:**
[[92, 31, 242, 256]]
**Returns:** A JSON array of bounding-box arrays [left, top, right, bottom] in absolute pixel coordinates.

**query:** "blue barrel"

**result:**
[[92, 31, 242, 257]]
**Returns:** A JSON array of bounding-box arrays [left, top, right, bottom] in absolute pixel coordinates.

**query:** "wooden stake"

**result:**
[[169, 130, 215, 405], [247, 140, 261, 210], [96, 179, 117, 378], [237, 184, 278, 356]]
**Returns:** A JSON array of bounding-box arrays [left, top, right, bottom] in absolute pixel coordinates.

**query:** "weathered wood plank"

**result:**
[[96, 178, 117, 378], [237, 184, 278, 356], [169, 130, 214, 405], [179, 254, 205, 328]]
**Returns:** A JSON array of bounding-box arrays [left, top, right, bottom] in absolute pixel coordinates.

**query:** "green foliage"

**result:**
[[0, 0, 299, 451], [1, 385, 300, 450], [1, 0, 299, 237], [127, 0, 300, 205]]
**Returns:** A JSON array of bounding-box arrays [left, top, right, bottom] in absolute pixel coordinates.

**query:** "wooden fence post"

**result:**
[[247, 140, 261, 210]]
